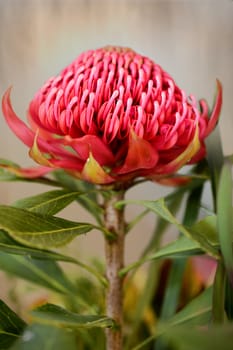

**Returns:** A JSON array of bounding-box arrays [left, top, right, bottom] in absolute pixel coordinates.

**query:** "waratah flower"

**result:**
[[2, 46, 222, 185]]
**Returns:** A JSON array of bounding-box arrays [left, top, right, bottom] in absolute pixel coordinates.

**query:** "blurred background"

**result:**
[[0, 0, 232, 302]]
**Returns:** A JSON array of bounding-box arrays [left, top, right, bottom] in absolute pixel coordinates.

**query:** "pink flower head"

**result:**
[[2, 46, 222, 185]]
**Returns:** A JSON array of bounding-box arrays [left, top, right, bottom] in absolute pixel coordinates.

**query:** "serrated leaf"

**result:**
[[31, 303, 115, 329], [0, 205, 94, 248], [0, 252, 77, 295], [13, 190, 81, 215], [10, 324, 77, 350], [0, 299, 26, 349]]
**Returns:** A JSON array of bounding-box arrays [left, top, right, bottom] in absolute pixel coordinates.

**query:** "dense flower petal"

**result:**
[[154, 125, 200, 175], [1, 47, 222, 185]]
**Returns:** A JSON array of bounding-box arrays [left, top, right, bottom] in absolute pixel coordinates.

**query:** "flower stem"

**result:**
[[104, 189, 125, 350]]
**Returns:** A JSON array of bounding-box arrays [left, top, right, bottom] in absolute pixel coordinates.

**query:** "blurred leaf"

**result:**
[[225, 278, 233, 320], [0, 300, 26, 349], [126, 185, 195, 349], [142, 189, 185, 257], [162, 324, 233, 350], [13, 190, 82, 215], [131, 199, 219, 257], [11, 324, 77, 350], [190, 215, 218, 244], [0, 252, 77, 295], [53, 170, 102, 223], [121, 214, 224, 275], [212, 261, 226, 323], [217, 162, 233, 282], [121, 213, 221, 276], [0, 231, 107, 286], [159, 183, 204, 330], [120, 198, 219, 275], [0, 159, 22, 182], [126, 208, 150, 234], [0, 205, 94, 248], [120, 236, 203, 276], [125, 188, 188, 349], [133, 288, 212, 350], [206, 126, 224, 210], [31, 303, 115, 329], [226, 154, 233, 164], [166, 287, 212, 326]]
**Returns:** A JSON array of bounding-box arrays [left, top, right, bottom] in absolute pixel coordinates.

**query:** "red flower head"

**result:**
[[2, 46, 222, 185]]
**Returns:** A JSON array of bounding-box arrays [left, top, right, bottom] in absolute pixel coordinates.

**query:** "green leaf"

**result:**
[[31, 303, 115, 329], [125, 188, 190, 349], [159, 184, 204, 327], [120, 215, 221, 276], [125, 198, 219, 258], [0, 300, 26, 333], [0, 230, 79, 262], [162, 324, 233, 350], [225, 278, 233, 320], [11, 324, 77, 350], [166, 287, 213, 326], [206, 126, 224, 209], [153, 235, 203, 257], [133, 288, 212, 350], [0, 205, 94, 248], [120, 215, 220, 276], [217, 162, 233, 281], [120, 236, 203, 276], [0, 231, 107, 286], [0, 300, 26, 349], [212, 261, 226, 323], [0, 252, 77, 295], [142, 189, 185, 257], [13, 190, 81, 215], [53, 170, 102, 223], [190, 215, 219, 244]]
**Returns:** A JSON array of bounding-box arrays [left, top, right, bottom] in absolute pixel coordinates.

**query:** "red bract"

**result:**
[[2, 46, 222, 185]]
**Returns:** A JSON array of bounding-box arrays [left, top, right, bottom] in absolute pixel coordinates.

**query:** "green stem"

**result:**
[[104, 189, 125, 350]]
